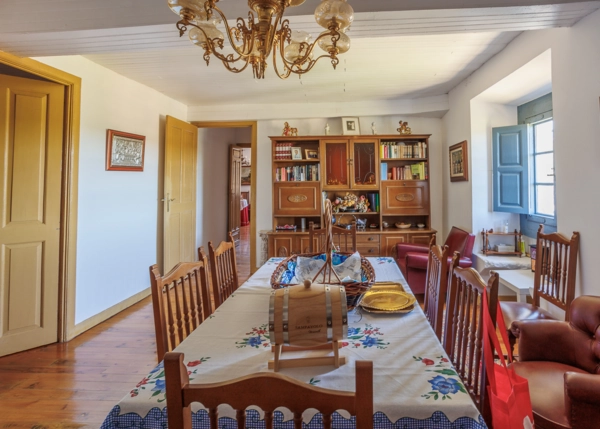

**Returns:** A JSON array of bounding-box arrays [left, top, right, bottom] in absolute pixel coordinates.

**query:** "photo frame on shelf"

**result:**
[[241, 166, 251, 185], [449, 140, 468, 182], [305, 149, 318, 160], [341, 117, 360, 135], [106, 129, 145, 171], [291, 147, 303, 160]]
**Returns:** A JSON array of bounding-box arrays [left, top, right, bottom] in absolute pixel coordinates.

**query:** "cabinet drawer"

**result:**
[[357, 245, 380, 256], [381, 181, 430, 215], [274, 182, 321, 216], [357, 234, 380, 244]]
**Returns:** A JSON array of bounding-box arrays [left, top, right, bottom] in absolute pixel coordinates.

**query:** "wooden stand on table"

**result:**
[[268, 340, 346, 371]]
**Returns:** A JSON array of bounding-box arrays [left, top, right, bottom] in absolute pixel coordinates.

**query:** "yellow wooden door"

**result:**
[[0, 75, 64, 357], [164, 116, 197, 272]]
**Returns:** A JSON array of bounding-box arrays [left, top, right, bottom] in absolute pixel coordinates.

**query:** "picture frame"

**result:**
[[241, 166, 251, 185], [305, 149, 319, 160], [106, 129, 146, 171], [291, 147, 303, 160], [341, 117, 360, 135], [449, 140, 469, 182]]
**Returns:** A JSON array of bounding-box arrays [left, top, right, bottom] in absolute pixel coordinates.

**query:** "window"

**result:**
[[531, 119, 555, 217]]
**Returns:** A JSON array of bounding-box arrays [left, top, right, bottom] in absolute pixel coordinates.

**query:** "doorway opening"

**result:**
[[192, 121, 257, 284]]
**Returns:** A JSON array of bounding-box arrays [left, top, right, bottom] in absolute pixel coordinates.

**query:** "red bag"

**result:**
[[482, 290, 535, 429]]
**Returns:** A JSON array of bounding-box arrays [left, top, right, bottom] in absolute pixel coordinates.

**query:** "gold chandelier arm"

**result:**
[[220, 55, 251, 74], [205, 4, 255, 58]]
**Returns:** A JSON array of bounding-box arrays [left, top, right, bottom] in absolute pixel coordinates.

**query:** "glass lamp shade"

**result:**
[[189, 21, 224, 46], [167, 0, 205, 19], [288, 0, 306, 6], [314, 0, 354, 31], [284, 30, 313, 62], [318, 30, 350, 54]]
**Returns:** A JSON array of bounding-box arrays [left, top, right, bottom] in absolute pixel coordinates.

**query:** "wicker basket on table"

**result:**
[[270, 253, 375, 309], [269, 200, 375, 309]]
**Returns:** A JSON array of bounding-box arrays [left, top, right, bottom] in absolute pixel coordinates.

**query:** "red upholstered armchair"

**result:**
[[511, 295, 600, 429], [396, 227, 475, 294]]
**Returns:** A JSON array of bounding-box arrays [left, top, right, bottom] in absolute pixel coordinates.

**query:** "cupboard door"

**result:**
[[409, 233, 434, 245], [382, 235, 407, 258], [322, 140, 349, 189], [351, 140, 379, 189], [381, 180, 430, 215], [269, 235, 294, 257], [274, 182, 321, 216], [298, 236, 319, 253]]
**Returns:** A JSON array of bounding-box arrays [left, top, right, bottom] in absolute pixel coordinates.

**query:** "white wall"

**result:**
[[34, 56, 188, 325], [443, 9, 600, 296], [469, 100, 518, 252], [196, 128, 236, 250]]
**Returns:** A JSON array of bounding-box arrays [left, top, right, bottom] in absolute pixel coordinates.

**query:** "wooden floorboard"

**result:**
[[0, 226, 251, 429]]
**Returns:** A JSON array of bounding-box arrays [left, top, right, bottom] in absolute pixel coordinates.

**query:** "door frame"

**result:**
[[191, 121, 258, 273], [0, 51, 81, 342]]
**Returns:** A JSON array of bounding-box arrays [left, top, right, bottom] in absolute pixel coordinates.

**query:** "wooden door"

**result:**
[[381, 180, 430, 215], [320, 140, 349, 190], [164, 116, 197, 273], [229, 147, 242, 246], [350, 139, 379, 189], [0, 75, 64, 356]]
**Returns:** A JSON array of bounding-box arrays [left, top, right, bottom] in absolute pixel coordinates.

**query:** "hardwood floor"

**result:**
[[0, 226, 252, 429]]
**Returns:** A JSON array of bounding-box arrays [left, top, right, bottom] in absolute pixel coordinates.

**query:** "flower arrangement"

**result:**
[[331, 193, 370, 213]]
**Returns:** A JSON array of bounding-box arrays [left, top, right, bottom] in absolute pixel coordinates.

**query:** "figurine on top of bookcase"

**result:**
[[282, 122, 298, 137], [397, 121, 412, 135]]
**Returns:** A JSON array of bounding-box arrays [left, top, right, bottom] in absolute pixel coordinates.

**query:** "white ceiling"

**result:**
[[1, 1, 598, 107]]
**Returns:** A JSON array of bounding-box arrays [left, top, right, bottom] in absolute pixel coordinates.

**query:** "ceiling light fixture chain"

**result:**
[[167, 0, 354, 79]]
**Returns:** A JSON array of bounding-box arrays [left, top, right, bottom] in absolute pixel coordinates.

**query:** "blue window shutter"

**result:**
[[492, 125, 529, 213]]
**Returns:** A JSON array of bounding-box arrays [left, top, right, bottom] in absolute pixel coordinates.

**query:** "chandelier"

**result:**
[[167, 0, 354, 79]]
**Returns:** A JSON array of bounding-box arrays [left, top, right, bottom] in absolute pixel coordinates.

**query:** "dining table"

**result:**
[[100, 257, 487, 429]]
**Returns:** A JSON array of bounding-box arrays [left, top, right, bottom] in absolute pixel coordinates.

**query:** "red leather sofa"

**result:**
[[511, 295, 600, 429], [396, 226, 475, 294]]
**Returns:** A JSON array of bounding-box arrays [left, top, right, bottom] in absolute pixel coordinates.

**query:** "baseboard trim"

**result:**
[[68, 288, 151, 340]]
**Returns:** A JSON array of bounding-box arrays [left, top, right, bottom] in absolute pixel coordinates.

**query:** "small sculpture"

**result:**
[[282, 122, 298, 137], [397, 121, 412, 135], [325, 123, 330, 135], [371, 122, 376, 135]]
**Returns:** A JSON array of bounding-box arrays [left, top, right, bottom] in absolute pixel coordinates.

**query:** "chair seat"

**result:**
[[501, 301, 555, 337], [512, 361, 588, 429]]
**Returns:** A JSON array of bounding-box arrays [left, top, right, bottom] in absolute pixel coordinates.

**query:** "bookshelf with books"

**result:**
[[267, 134, 435, 258]]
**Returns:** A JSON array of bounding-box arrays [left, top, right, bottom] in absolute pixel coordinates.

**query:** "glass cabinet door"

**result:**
[[321, 140, 349, 189], [350, 140, 379, 189]]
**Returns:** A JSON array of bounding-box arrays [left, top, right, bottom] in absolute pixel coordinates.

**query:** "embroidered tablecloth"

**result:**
[[101, 257, 487, 429]]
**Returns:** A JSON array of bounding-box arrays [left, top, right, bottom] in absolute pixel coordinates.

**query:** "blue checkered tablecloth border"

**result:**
[[101, 407, 487, 429]]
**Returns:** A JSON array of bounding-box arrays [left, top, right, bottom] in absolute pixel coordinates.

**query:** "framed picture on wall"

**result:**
[[241, 166, 251, 185], [106, 129, 146, 171], [341, 117, 360, 135], [449, 140, 469, 182]]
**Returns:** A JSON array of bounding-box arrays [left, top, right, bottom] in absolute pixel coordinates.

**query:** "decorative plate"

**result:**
[[360, 290, 416, 311], [395, 223, 411, 229], [361, 304, 415, 314]]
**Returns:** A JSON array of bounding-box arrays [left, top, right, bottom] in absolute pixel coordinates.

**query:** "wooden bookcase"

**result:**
[[267, 134, 436, 258]]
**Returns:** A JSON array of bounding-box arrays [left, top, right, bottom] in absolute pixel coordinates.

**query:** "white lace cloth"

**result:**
[[113, 257, 484, 425]]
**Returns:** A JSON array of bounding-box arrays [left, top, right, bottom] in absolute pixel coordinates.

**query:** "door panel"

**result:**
[[164, 116, 197, 272], [229, 147, 242, 245], [274, 182, 321, 216], [381, 180, 430, 215], [0, 75, 64, 356]]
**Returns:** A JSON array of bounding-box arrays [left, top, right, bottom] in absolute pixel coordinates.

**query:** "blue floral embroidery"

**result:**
[[348, 327, 361, 336], [360, 336, 378, 347], [236, 324, 270, 348], [247, 336, 263, 347], [422, 375, 467, 400], [151, 379, 165, 394]]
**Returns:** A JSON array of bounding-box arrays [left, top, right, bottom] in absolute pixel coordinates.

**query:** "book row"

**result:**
[[381, 162, 428, 180], [275, 164, 320, 182], [380, 141, 427, 159]]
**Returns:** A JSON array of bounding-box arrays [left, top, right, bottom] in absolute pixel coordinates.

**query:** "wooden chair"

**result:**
[[308, 221, 357, 253], [149, 261, 211, 362], [165, 352, 374, 429], [423, 240, 457, 340], [501, 224, 580, 353], [207, 232, 239, 309], [443, 253, 499, 426]]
